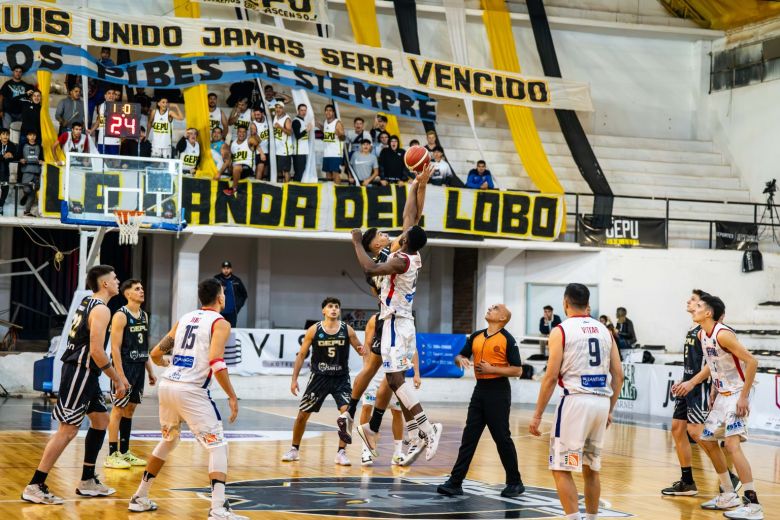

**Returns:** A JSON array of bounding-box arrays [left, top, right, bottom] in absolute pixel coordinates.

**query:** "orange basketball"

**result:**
[[404, 145, 430, 173]]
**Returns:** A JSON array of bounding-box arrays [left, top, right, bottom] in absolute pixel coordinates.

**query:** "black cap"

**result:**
[[221, 261, 232, 268], [361, 228, 378, 253]]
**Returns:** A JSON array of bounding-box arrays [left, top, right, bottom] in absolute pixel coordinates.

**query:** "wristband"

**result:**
[[209, 358, 228, 373], [99, 362, 112, 371]]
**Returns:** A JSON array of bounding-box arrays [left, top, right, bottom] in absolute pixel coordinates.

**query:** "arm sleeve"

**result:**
[[465, 171, 479, 189], [175, 137, 187, 154], [57, 133, 68, 145], [504, 332, 522, 366], [292, 119, 305, 139], [459, 332, 477, 358]]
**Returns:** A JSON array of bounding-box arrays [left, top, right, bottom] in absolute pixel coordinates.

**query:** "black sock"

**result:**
[[369, 408, 385, 433], [211, 478, 225, 488], [292, 444, 300, 450], [119, 416, 133, 454], [681, 466, 694, 485], [29, 470, 48, 486], [109, 442, 119, 454], [81, 464, 95, 481], [745, 490, 759, 504], [347, 398, 359, 419], [729, 469, 738, 480], [84, 427, 106, 467], [337, 447, 345, 454]]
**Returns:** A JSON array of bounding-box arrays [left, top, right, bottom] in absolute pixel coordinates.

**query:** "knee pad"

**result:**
[[151, 436, 180, 461], [195, 423, 227, 451], [393, 382, 420, 410], [208, 444, 228, 474]]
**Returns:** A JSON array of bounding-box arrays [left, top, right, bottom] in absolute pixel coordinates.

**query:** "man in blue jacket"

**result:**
[[466, 160, 495, 190], [214, 261, 248, 327]]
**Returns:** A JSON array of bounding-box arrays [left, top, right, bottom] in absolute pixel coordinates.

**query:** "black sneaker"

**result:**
[[437, 480, 463, 496], [731, 473, 743, 493], [662, 480, 698, 496], [501, 483, 525, 498]]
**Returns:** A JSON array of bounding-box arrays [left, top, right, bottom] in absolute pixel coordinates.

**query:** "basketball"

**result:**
[[404, 145, 430, 173]]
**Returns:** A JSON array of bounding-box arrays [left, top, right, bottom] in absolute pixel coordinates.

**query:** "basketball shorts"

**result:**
[[549, 393, 610, 472], [52, 363, 107, 426], [322, 156, 342, 173], [672, 385, 709, 424], [276, 155, 291, 173], [158, 379, 226, 449], [151, 146, 172, 159], [701, 392, 749, 442], [381, 315, 416, 374], [299, 373, 351, 413], [236, 164, 253, 179], [111, 362, 147, 407], [362, 370, 401, 411]]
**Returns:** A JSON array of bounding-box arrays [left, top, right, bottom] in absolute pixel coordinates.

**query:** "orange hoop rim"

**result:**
[[114, 210, 145, 225]]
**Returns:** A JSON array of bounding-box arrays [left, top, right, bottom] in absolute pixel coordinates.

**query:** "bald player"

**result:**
[[438, 304, 524, 498]]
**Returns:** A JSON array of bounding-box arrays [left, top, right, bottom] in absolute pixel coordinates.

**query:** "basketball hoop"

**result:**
[[113, 210, 145, 245]]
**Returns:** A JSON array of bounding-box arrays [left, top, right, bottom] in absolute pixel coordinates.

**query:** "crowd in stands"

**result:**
[[0, 48, 498, 217]]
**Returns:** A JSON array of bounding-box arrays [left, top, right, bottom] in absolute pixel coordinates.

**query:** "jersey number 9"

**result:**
[[588, 338, 601, 367]]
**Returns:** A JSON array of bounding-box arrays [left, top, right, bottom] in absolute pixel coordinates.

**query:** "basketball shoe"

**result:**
[[361, 447, 374, 466], [208, 500, 249, 520], [76, 475, 115, 496], [21, 483, 64, 505], [701, 492, 741, 510], [334, 449, 351, 466], [724, 499, 764, 520], [104, 451, 131, 469], [425, 423, 443, 461], [122, 451, 147, 466], [281, 447, 300, 462], [661, 480, 698, 496], [128, 495, 158, 512], [357, 423, 379, 457], [398, 436, 424, 466]]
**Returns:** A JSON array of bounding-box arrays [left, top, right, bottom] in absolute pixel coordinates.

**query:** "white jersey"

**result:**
[[273, 113, 292, 156], [62, 132, 88, 153], [96, 103, 120, 146], [231, 108, 252, 140], [181, 140, 200, 172], [162, 308, 224, 387], [209, 107, 224, 131], [379, 251, 421, 320], [293, 116, 309, 155], [322, 118, 342, 158], [150, 109, 172, 148], [557, 316, 614, 397], [253, 119, 269, 154], [701, 322, 746, 394], [346, 129, 371, 155], [231, 138, 254, 167]]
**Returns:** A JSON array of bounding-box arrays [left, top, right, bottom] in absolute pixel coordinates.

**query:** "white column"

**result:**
[[475, 248, 522, 330], [253, 237, 272, 328], [171, 233, 211, 321]]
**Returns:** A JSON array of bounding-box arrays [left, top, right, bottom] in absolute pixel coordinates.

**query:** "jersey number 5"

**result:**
[[182, 325, 199, 350], [588, 338, 601, 367], [327, 346, 336, 358]]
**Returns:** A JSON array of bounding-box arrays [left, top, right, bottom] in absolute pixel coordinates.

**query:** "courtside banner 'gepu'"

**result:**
[[0, 0, 593, 111], [40, 169, 564, 241]]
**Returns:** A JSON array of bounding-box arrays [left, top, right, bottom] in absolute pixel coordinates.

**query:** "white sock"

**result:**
[[406, 419, 418, 440], [718, 472, 734, 493], [135, 473, 155, 498], [414, 411, 433, 437], [742, 481, 755, 492], [565, 513, 582, 520], [586, 514, 598, 520], [211, 481, 225, 510], [394, 440, 403, 454]]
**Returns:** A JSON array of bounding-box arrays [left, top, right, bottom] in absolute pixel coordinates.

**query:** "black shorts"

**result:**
[[276, 155, 291, 173], [53, 363, 107, 426], [299, 373, 351, 413], [672, 386, 709, 424], [112, 362, 147, 407], [236, 164, 253, 179]]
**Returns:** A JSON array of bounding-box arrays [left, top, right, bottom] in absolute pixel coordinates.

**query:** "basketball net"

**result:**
[[113, 210, 145, 246]]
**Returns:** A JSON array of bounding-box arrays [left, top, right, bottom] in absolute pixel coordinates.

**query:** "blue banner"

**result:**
[[414, 333, 467, 378]]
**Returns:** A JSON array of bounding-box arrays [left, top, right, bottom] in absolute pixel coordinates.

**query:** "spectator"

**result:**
[[91, 87, 121, 155], [466, 160, 495, 190], [207, 92, 228, 134], [95, 48, 116, 107], [0, 65, 34, 130], [374, 131, 389, 158], [227, 126, 255, 195], [149, 97, 183, 159], [53, 121, 91, 165], [0, 128, 17, 215], [98, 47, 115, 68], [214, 260, 248, 327], [263, 84, 292, 106], [250, 108, 269, 180], [227, 80, 255, 108], [408, 139, 420, 147], [291, 103, 311, 182], [430, 146, 453, 186], [608, 323, 630, 351], [55, 85, 85, 135], [18, 130, 42, 216], [321, 104, 345, 184], [424, 129, 439, 157], [175, 128, 201, 175], [119, 126, 152, 159], [370, 114, 388, 142], [616, 307, 637, 346], [271, 101, 293, 182], [19, 90, 42, 146], [379, 135, 410, 185], [346, 117, 371, 157], [350, 139, 380, 186], [210, 126, 230, 178], [538, 305, 562, 336], [599, 315, 613, 327], [228, 97, 252, 143]]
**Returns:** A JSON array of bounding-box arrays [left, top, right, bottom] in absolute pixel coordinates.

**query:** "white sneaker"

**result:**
[[21, 483, 64, 505], [335, 449, 352, 466], [391, 453, 404, 466], [424, 423, 443, 461], [281, 447, 300, 462], [208, 501, 249, 520], [337, 412, 354, 444], [724, 502, 764, 520], [361, 448, 374, 466], [398, 436, 424, 467], [76, 475, 115, 497], [702, 492, 741, 510], [357, 423, 379, 457], [128, 494, 158, 512]]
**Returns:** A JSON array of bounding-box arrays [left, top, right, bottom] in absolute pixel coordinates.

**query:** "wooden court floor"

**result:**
[[0, 398, 778, 519]]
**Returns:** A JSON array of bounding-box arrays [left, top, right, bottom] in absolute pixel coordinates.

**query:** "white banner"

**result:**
[[193, 0, 330, 25], [0, 0, 593, 111]]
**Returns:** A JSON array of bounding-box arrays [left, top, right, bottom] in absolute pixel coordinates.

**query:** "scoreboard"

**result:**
[[105, 102, 142, 139]]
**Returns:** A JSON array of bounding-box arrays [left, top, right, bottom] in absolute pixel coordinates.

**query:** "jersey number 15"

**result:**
[[182, 325, 199, 350]]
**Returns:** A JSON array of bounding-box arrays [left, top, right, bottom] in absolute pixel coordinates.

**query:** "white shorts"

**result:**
[[152, 146, 172, 159], [549, 393, 610, 472], [701, 392, 749, 442], [362, 370, 401, 411], [158, 379, 226, 450], [380, 315, 416, 373]]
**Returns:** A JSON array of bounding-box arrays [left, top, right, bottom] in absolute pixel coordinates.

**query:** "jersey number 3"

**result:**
[[588, 338, 601, 367]]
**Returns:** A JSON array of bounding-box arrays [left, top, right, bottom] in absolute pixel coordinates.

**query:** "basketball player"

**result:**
[[529, 283, 623, 520], [359, 313, 421, 466], [149, 97, 183, 159], [282, 297, 364, 465], [22, 265, 129, 504], [350, 221, 443, 462], [272, 101, 293, 182], [321, 104, 345, 183], [104, 279, 156, 470], [228, 98, 252, 143], [208, 92, 228, 134], [336, 165, 432, 445], [676, 295, 762, 519], [250, 108, 269, 180], [663, 289, 740, 496], [226, 126, 255, 196], [127, 279, 245, 520]]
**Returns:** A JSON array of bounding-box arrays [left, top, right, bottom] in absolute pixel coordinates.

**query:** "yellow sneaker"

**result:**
[[122, 451, 147, 466], [104, 451, 131, 469]]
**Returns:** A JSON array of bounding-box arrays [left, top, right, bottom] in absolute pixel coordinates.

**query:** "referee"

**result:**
[[438, 303, 524, 498]]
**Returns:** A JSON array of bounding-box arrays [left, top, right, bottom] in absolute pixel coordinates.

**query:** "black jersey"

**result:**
[[682, 324, 704, 381], [118, 306, 149, 364], [366, 246, 391, 294], [61, 296, 109, 371], [310, 321, 350, 376]]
